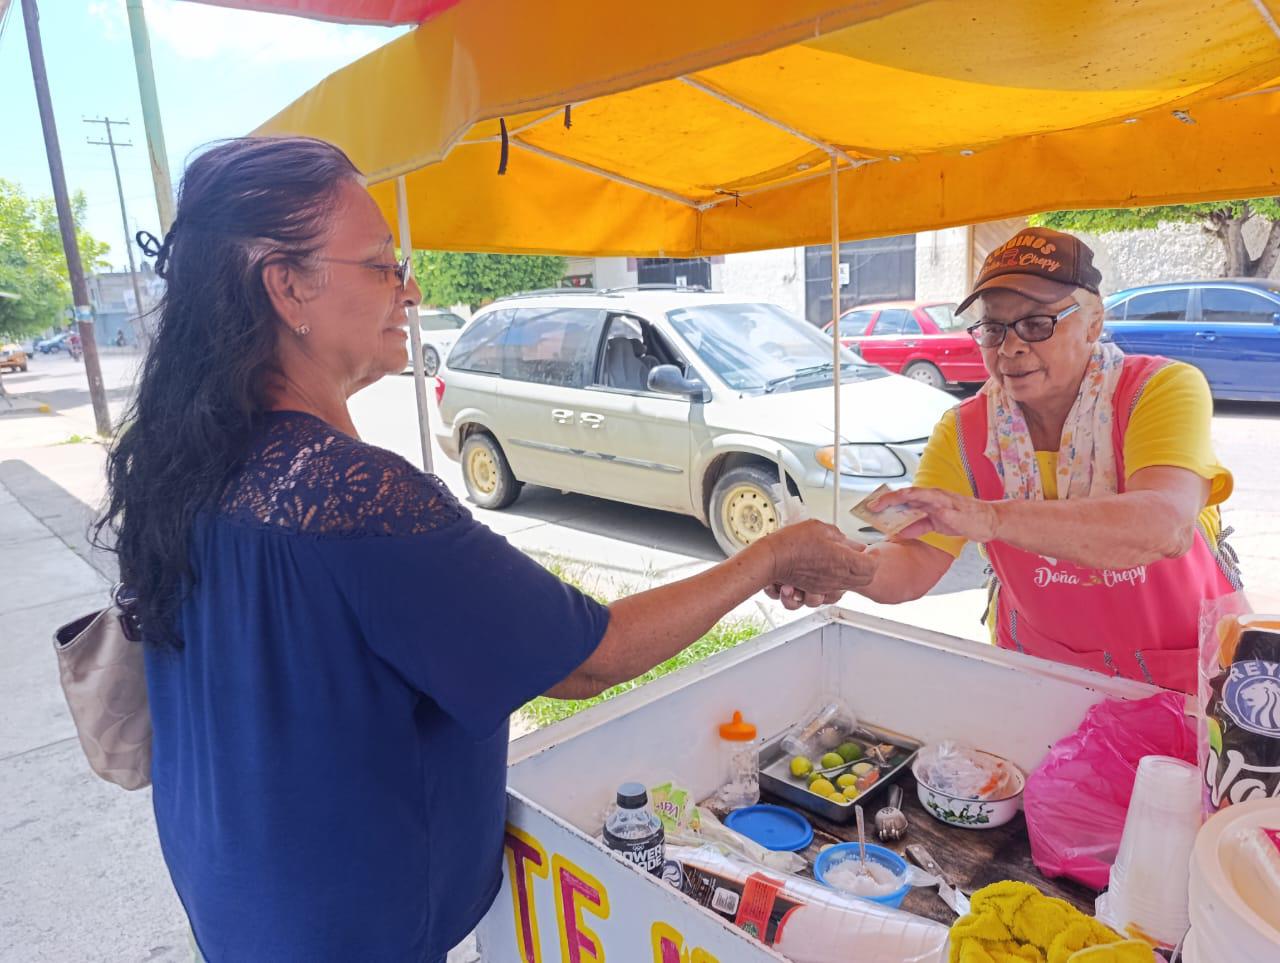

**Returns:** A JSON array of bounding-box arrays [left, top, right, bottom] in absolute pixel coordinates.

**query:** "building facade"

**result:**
[[86, 266, 163, 347], [562, 218, 1279, 326]]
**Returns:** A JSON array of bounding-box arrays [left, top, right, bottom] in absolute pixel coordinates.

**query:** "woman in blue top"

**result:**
[[95, 137, 876, 962]]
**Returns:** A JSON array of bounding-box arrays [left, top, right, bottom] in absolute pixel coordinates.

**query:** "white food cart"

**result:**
[[476, 610, 1163, 961]]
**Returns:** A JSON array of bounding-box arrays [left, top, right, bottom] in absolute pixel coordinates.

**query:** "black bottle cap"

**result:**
[[617, 782, 648, 808]]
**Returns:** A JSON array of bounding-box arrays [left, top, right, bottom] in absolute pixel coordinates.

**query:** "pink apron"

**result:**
[[955, 355, 1241, 693]]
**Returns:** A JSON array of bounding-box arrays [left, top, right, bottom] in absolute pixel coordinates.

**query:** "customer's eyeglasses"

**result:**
[[966, 303, 1080, 348], [318, 255, 413, 288]]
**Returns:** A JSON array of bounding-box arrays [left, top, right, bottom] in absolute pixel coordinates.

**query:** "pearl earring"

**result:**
[[295, 324, 310, 336]]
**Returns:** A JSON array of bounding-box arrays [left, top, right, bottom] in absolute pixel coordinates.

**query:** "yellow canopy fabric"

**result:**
[[256, 0, 1280, 256]]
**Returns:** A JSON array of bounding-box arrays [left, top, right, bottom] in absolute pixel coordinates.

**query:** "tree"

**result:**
[[0, 180, 109, 341], [1032, 198, 1280, 279], [413, 251, 567, 311]]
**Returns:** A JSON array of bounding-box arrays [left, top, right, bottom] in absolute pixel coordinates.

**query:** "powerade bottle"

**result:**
[[603, 782, 664, 876]]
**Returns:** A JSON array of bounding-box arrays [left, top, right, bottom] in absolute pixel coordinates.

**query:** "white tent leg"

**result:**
[[396, 176, 434, 474], [829, 156, 842, 524]]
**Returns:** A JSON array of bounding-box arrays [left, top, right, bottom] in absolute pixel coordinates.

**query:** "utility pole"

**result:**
[[21, 0, 112, 436], [86, 117, 148, 347], [125, 0, 175, 233]]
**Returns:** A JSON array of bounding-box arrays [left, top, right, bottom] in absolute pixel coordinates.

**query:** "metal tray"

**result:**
[[758, 722, 922, 824]]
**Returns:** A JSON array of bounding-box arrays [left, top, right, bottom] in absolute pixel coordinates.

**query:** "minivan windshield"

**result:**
[[666, 302, 883, 392]]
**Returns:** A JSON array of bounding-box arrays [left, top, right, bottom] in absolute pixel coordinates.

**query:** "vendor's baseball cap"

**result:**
[[957, 227, 1102, 315]]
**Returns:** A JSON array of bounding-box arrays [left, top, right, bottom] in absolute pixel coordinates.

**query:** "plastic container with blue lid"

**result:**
[[724, 804, 814, 852]]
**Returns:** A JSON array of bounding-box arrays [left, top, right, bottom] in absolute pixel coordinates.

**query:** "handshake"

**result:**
[[753, 519, 880, 611]]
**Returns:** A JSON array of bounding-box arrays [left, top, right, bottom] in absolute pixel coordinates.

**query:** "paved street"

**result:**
[[2, 350, 1277, 962]]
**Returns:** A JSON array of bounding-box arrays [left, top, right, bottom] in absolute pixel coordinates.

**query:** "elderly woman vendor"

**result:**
[[854, 227, 1240, 693]]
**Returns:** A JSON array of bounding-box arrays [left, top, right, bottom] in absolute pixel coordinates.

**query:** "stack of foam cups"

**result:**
[[1105, 755, 1201, 948]]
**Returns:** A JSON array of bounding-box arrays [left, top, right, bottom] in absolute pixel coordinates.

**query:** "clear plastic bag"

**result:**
[[662, 845, 950, 963], [1023, 692, 1196, 889], [1197, 591, 1280, 816], [914, 741, 1014, 799]]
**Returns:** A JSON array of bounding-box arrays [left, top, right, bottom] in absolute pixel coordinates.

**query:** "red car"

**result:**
[[823, 300, 986, 389]]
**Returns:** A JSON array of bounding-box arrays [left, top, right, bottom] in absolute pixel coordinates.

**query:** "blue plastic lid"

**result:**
[[724, 804, 814, 852]]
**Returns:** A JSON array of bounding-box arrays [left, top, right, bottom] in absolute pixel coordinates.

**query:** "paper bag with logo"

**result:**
[[1198, 592, 1280, 815]]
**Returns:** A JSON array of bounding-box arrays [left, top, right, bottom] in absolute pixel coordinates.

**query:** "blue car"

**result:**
[[1103, 279, 1280, 402]]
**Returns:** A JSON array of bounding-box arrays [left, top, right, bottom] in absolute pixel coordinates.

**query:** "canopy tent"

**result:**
[[234, 0, 1280, 521], [252, 0, 1280, 257]]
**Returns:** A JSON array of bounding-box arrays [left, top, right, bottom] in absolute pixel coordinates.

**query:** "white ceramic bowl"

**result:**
[[912, 750, 1025, 830]]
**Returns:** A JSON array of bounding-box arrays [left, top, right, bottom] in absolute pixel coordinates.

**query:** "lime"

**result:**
[[836, 742, 863, 763], [809, 778, 835, 798], [808, 772, 825, 788], [1208, 717, 1223, 755], [819, 752, 845, 770], [827, 792, 848, 805], [836, 773, 858, 790], [789, 756, 814, 779]]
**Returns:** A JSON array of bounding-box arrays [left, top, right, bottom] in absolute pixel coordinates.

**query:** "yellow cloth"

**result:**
[[914, 361, 1232, 561], [949, 881, 1154, 963]]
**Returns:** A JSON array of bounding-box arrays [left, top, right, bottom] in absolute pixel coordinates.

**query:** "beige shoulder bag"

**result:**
[[52, 589, 152, 790]]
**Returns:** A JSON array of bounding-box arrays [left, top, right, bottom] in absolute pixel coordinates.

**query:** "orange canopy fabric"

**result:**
[[253, 0, 1280, 256]]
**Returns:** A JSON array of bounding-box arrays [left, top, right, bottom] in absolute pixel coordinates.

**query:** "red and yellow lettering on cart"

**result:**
[[504, 825, 549, 963], [651, 921, 720, 963], [553, 853, 611, 963]]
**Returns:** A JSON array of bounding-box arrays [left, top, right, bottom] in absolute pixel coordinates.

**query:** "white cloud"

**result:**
[[91, 0, 401, 64]]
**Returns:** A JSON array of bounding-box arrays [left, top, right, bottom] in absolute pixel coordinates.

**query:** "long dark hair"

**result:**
[[95, 136, 361, 645]]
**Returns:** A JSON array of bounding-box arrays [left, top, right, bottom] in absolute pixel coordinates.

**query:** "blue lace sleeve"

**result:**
[[219, 412, 467, 536]]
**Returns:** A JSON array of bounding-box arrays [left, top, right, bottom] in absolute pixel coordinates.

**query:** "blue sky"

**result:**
[[1, 1, 405, 268]]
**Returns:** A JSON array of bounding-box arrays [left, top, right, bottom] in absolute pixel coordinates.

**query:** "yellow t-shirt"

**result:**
[[913, 361, 1233, 559]]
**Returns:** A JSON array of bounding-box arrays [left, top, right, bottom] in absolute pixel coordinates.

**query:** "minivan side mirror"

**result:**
[[648, 364, 709, 402]]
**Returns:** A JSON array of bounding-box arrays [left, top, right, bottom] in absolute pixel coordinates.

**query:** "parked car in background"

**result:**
[[35, 333, 69, 354], [1103, 279, 1280, 402], [434, 289, 955, 555], [822, 300, 984, 389], [1, 343, 29, 372], [404, 308, 468, 376]]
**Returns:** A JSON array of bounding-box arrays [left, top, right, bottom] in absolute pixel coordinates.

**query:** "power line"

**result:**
[[86, 116, 149, 346]]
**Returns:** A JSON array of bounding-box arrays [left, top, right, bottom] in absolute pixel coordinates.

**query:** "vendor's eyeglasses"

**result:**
[[967, 303, 1080, 348], [319, 255, 412, 288]]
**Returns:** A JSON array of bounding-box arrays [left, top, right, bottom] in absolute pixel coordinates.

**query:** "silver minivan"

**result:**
[[434, 289, 955, 555]]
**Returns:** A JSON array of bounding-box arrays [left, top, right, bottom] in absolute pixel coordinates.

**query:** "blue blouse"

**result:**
[[144, 412, 609, 961]]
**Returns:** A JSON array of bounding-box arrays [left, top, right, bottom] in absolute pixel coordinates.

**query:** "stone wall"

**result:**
[[914, 227, 970, 301], [718, 247, 805, 317], [1072, 218, 1276, 295]]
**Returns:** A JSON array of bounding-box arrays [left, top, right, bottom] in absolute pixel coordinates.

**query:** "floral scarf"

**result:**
[[983, 340, 1127, 501]]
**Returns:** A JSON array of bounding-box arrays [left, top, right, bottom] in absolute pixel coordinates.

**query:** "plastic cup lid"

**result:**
[[724, 804, 814, 852]]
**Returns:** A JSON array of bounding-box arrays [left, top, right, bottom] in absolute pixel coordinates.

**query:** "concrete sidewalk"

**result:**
[[0, 470, 189, 963]]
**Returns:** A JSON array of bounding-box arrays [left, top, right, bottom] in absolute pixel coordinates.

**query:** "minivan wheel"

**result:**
[[422, 346, 440, 377], [903, 361, 945, 390], [461, 433, 522, 510], [710, 465, 785, 556]]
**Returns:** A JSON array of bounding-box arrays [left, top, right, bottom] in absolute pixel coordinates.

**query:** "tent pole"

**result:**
[[396, 175, 434, 474], [829, 156, 842, 525]]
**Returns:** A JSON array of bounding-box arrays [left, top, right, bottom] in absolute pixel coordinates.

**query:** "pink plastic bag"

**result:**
[[1023, 692, 1195, 889]]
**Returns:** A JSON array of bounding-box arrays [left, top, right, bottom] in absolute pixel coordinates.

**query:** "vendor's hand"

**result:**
[[764, 582, 837, 611], [870, 486, 1000, 544], [757, 519, 878, 606]]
